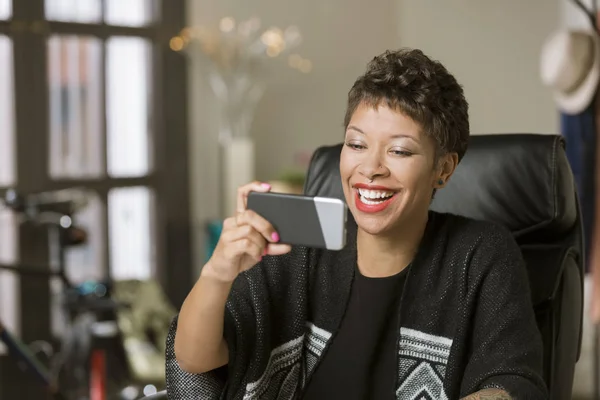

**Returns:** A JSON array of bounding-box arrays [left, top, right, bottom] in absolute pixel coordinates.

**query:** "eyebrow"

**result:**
[[346, 125, 420, 143]]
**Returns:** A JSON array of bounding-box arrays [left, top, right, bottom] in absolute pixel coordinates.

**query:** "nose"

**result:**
[[358, 149, 389, 181]]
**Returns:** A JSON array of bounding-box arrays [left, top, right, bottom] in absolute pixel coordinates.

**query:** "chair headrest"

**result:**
[[304, 134, 578, 242]]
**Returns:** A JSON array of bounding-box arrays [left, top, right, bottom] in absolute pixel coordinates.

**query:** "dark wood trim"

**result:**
[[45, 176, 157, 191], [5, 1, 53, 398], [158, 0, 192, 308], [1, 21, 158, 40], [45, 22, 157, 39]]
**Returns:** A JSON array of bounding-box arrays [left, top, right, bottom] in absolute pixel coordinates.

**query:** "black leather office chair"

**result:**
[[156, 133, 583, 400], [305, 133, 584, 400]]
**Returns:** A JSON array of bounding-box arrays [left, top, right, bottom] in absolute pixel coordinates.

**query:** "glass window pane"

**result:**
[[65, 194, 105, 283], [0, 0, 11, 20], [45, 0, 101, 23], [48, 35, 103, 179], [0, 205, 19, 354], [105, 0, 157, 27], [106, 37, 152, 177], [108, 187, 155, 280], [0, 36, 15, 187], [51, 193, 104, 337]]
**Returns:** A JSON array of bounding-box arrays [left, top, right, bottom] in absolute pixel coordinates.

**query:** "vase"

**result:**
[[208, 69, 265, 217]]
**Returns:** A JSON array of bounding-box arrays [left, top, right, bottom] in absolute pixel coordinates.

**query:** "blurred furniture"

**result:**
[[305, 133, 584, 400], [112, 279, 176, 385]]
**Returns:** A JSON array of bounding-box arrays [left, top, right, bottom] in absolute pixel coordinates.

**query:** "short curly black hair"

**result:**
[[344, 48, 470, 162]]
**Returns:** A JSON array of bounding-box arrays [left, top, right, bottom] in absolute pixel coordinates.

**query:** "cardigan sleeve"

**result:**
[[459, 224, 548, 399], [164, 275, 254, 400], [165, 245, 311, 399]]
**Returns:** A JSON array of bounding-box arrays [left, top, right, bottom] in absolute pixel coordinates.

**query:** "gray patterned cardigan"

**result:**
[[165, 211, 548, 399]]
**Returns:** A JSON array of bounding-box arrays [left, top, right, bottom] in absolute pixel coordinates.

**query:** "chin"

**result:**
[[350, 210, 401, 237]]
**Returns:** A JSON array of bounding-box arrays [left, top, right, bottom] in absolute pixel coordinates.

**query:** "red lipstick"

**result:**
[[353, 183, 397, 213], [354, 183, 393, 190]]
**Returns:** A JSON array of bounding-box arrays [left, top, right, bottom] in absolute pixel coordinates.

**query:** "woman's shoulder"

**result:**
[[431, 210, 514, 243], [430, 211, 523, 273], [429, 211, 520, 264]]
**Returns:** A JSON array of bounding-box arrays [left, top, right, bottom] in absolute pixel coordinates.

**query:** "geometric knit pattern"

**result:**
[[243, 322, 333, 399], [304, 322, 332, 379], [396, 328, 453, 400], [243, 336, 304, 400]]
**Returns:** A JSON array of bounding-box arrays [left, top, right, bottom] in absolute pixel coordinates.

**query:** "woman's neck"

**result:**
[[356, 212, 429, 278]]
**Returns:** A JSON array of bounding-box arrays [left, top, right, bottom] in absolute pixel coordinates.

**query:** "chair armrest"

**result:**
[[141, 390, 167, 399]]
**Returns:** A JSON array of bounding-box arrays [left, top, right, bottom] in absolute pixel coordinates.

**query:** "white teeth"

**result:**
[[358, 188, 394, 200], [360, 197, 384, 205]]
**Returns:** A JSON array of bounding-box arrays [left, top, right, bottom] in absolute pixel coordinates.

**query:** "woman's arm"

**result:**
[[174, 181, 291, 374], [174, 266, 233, 374], [461, 388, 511, 399]]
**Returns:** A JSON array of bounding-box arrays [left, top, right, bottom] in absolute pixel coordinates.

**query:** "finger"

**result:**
[[234, 238, 263, 262], [225, 224, 267, 250], [222, 216, 237, 231], [236, 181, 271, 214], [265, 243, 292, 256], [237, 209, 279, 243]]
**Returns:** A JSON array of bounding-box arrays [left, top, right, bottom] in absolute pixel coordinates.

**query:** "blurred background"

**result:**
[[0, 0, 597, 398]]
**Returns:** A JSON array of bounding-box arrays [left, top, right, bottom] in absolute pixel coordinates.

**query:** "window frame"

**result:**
[[0, 0, 191, 396]]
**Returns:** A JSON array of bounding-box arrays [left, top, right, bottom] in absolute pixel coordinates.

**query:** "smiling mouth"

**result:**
[[357, 188, 396, 205]]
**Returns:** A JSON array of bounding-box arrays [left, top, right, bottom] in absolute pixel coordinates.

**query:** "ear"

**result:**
[[434, 152, 459, 188]]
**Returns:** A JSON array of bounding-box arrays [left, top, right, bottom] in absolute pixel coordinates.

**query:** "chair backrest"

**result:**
[[303, 133, 584, 399]]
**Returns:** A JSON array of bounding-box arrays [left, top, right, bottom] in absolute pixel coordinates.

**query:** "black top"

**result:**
[[302, 266, 408, 399]]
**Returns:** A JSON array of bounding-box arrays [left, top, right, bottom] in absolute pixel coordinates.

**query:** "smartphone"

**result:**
[[247, 191, 347, 251]]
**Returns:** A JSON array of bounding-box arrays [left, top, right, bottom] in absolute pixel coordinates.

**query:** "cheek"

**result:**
[[392, 160, 434, 191], [339, 150, 355, 179]]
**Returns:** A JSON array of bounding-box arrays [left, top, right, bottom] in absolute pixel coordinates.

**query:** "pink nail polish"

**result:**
[[271, 232, 280, 242], [261, 183, 271, 189]]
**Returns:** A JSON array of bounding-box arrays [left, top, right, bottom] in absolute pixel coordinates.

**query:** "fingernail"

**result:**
[[271, 232, 280, 242], [263, 248, 268, 256], [261, 183, 271, 189]]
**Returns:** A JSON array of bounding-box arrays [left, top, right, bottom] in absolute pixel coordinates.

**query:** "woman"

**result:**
[[170, 49, 547, 399]]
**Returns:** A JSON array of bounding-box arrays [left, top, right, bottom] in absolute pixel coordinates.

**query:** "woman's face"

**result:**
[[340, 102, 457, 236]]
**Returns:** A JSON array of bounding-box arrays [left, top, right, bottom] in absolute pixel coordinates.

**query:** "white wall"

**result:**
[[561, 0, 597, 28], [396, 0, 560, 135]]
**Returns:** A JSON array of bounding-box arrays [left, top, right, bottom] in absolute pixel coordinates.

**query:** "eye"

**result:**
[[391, 149, 413, 157], [345, 142, 365, 151]]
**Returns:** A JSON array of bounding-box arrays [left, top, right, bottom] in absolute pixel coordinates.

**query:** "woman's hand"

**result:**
[[204, 181, 292, 283]]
